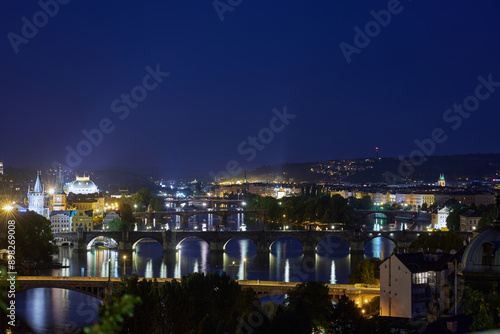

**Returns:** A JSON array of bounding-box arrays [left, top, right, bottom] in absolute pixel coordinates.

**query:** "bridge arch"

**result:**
[[364, 233, 397, 245], [364, 236, 397, 260], [131, 237, 163, 250], [269, 237, 304, 254], [316, 236, 350, 256], [223, 237, 258, 253], [17, 285, 106, 300], [86, 236, 119, 251], [177, 236, 210, 250]]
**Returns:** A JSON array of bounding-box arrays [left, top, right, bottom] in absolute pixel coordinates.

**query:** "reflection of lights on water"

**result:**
[[330, 260, 336, 284], [160, 261, 167, 278], [145, 259, 153, 278], [284, 259, 290, 282], [174, 251, 181, 279]]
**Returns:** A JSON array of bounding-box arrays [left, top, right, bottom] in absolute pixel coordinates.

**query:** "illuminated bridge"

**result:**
[[57, 230, 473, 255], [14, 276, 380, 304]]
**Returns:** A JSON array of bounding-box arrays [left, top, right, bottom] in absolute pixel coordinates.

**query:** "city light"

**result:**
[[3, 205, 13, 211]]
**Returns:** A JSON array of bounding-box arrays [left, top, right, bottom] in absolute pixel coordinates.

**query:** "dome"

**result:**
[[460, 226, 500, 275], [67, 176, 99, 194]]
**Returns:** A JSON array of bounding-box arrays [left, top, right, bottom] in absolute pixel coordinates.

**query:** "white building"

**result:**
[[27, 171, 49, 218], [432, 206, 450, 230], [67, 175, 99, 194], [380, 253, 458, 319], [50, 210, 77, 233], [459, 210, 482, 232]]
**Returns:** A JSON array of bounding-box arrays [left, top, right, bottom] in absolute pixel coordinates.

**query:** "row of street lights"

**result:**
[[107, 255, 128, 281]]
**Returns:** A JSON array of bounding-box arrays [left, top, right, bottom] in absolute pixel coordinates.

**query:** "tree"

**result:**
[[462, 286, 500, 332], [118, 203, 136, 231], [149, 197, 164, 212], [479, 204, 496, 229], [408, 232, 464, 253], [330, 295, 367, 333], [84, 294, 141, 334], [194, 182, 205, 196], [446, 204, 467, 231], [0, 211, 55, 262], [103, 272, 264, 333], [107, 218, 126, 231], [350, 258, 382, 284], [285, 281, 333, 331], [421, 202, 429, 212], [133, 188, 152, 210]]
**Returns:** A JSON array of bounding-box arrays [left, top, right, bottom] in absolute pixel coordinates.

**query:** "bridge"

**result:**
[[354, 210, 419, 223], [14, 276, 380, 304], [57, 230, 473, 255], [133, 209, 267, 229]]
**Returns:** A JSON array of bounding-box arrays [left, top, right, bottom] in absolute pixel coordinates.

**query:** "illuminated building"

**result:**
[[72, 210, 94, 231], [438, 174, 446, 187], [67, 175, 99, 194], [27, 171, 49, 218]]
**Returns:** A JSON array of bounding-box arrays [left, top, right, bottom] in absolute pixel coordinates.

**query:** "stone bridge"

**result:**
[[14, 276, 380, 304], [354, 210, 419, 223], [133, 209, 267, 229], [58, 230, 473, 255]]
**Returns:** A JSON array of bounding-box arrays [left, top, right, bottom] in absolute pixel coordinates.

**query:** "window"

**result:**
[[412, 272, 427, 284], [482, 242, 495, 266]]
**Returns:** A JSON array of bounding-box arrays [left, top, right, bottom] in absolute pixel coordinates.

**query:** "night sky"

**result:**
[[1, 1, 500, 178]]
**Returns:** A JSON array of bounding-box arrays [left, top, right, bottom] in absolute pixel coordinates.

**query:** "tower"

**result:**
[[28, 171, 46, 216], [53, 166, 67, 211], [438, 174, 446, 187]]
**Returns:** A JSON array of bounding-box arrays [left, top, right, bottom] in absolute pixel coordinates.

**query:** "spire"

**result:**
[[34, 171, 43, 193], [55, 165, 64, 194]]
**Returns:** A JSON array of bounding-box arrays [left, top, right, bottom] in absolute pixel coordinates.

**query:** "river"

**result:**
[[16, 220, 397, 333]]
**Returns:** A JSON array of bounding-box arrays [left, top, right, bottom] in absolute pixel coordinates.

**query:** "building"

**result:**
[[459, 210, 482, 232], [449, 192, 495, 207], [459, 216, 500, 292], [432, 206, 450, 230], [72, 210, 94, 231], [50, 210, 77, 233], [70, 196, 105, 212], [67, 175, 99, 194], [0, 162, 3, 175], [437, 174, 446, 187], [380, 252, 459, 319], [52, 166, 67, 211], [27, 171, 48, 218]]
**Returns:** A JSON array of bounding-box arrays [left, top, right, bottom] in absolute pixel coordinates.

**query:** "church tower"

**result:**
[[438, 174, 446, 187], [53, 166, 67, 211], [28, 171, 46, 216]]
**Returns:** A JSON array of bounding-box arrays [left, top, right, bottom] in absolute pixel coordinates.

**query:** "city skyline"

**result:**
[[1, 1, 500, 178]]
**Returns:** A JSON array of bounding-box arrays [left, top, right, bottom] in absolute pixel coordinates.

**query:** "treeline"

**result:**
[[245, 193, 360, 227], [446, 200, 497, 231], [85, 273, 389, 334]]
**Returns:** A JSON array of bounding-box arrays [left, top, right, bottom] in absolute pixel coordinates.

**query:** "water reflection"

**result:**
[[24, 235, 395, 332]]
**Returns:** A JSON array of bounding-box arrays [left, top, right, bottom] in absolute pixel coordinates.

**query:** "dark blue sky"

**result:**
[[1, 0, 500, 177]]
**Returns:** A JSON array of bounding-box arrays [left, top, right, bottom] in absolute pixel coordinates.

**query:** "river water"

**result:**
[[16, 220, 397, 333]]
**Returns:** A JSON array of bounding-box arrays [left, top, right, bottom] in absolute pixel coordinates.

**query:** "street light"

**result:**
[[232, 261, 235, 280], [123, 255, 127, 276], [243, 258, 247, 280]]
